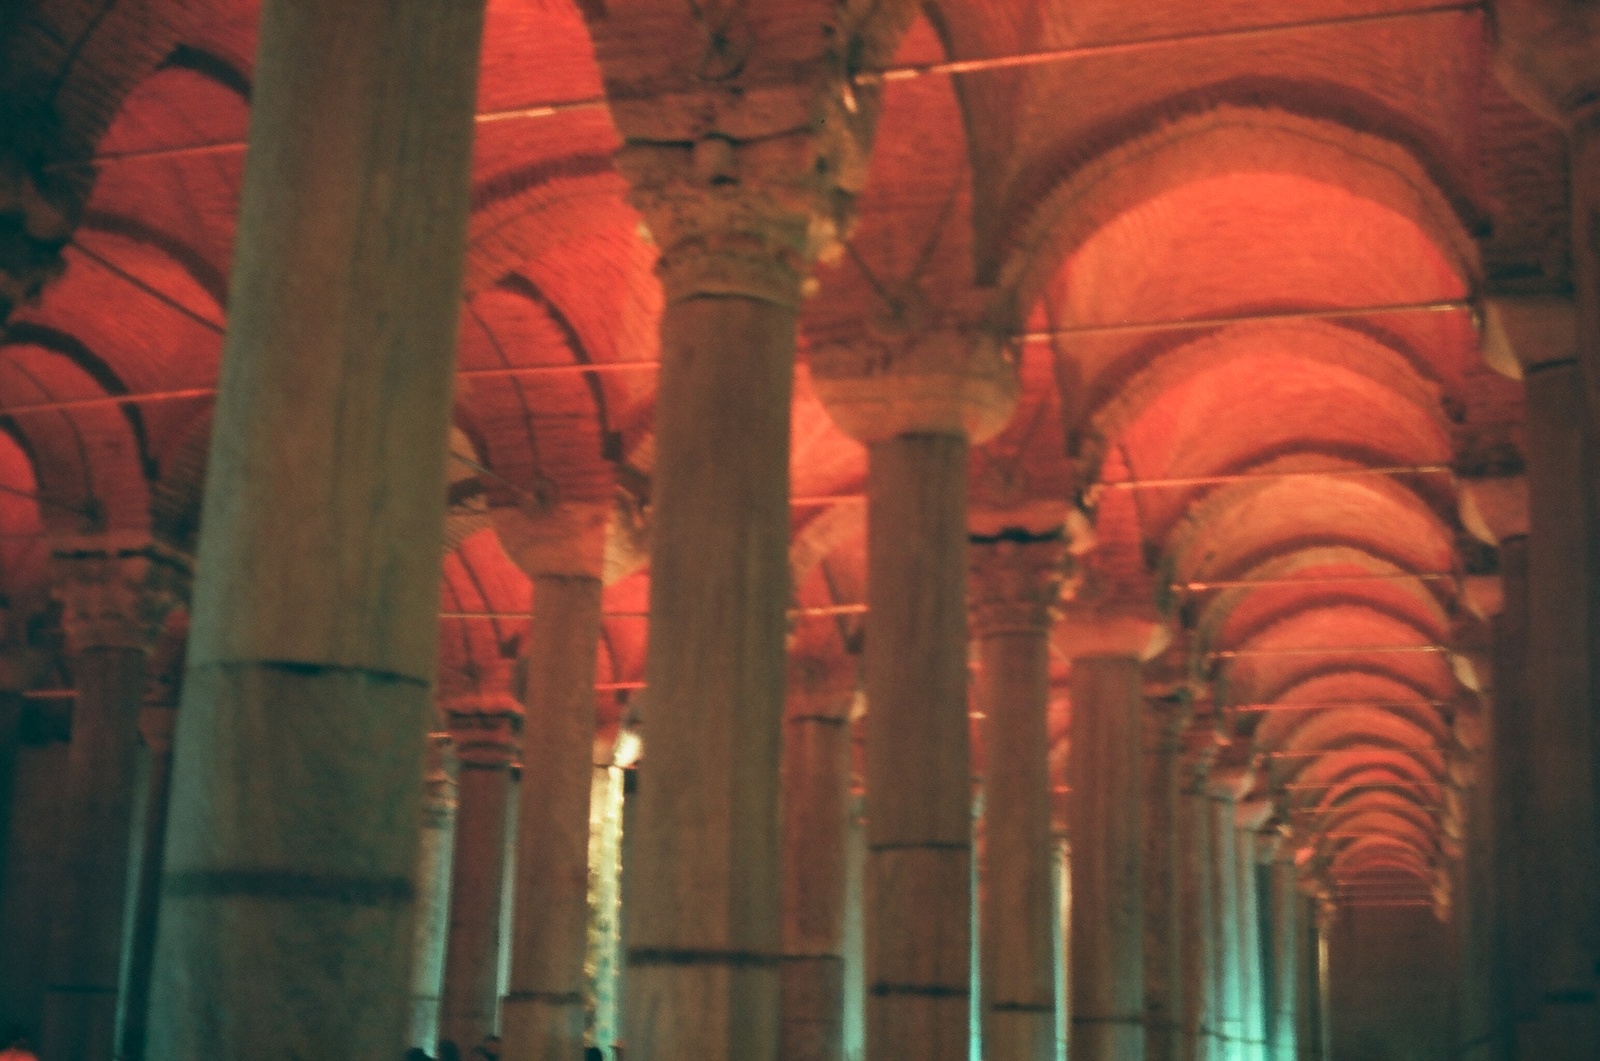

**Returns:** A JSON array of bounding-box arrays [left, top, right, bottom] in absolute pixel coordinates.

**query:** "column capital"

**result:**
[[809, 324, 1019, 444], [491, 499, 611, 581], [1491, 0, 1600, 130], [1207, 762, 1257, 801], [1458, 473, 1529, 546], [1055, 601, 1170, 662], [1236, 797, 1274, 833], [441, 692, 523, 769], [423, 731, 458, 825], [1480, 295, 1576, 378], [50, 536, 190, 654], [968, 534, 1072, 638]]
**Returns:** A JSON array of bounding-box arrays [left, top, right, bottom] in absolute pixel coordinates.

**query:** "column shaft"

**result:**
[[147, 0, 486, 1054], [1210, 799, 1243, 1059], [1267, 858, 1298, 1061], [625, 293, 797, 1061], [503, 574, 604, 1061], [1235, 832, 1266, 1061], [40, 645, 149, 1061], [1520, 358, 1600, 1056], [1142, 705, 1183, 1061], [1177, 781, 1216, 1061], [779, 664, 854, 1061], [1491, 535, 1531, 1053], [441, 705, 520, 1049], [1069, 655, 1146, 1061], [117, 705, 179, 1061], [410, 736, 457, 1050], [980, 629, 1057, 1061], [865, 434, 972, 1061]]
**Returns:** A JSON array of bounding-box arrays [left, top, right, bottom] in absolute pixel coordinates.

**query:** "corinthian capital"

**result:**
[[1492, 0, 1600, 127], [968, 534, 1071, 638], [50, 535, 190, 654]]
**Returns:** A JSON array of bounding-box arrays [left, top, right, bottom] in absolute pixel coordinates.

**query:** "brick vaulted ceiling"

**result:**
[[0, 0, 1557, 900]]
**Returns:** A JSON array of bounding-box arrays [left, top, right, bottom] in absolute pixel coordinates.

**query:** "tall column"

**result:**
[[440, 694, 521, 1050], [410, 734, 458, 1049], [1142, 695, 1187, 1061], [1206, 771, 1248, 1061], [118, 696, 180, 1061], [778, 651, 857, 1061], [1262, 838, 1298, 1061], [496, 505, 607, 1061], [41, 538, 182, 1061], [1482, 297, 1599, 1057], [1235, 803, 1272, 1061], [811, 327, 1016, 1061], [1061, 608, 1166, 1061], [1177, 732, 1219, 1061], [970, 536, 1069, 1061], [147, 0, 485, 1056]]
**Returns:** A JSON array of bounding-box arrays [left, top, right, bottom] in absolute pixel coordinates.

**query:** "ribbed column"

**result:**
[[1142, 696, 1187, 1061], [970, 536, 1068, 1061], [440, 694, 522, 1051], [118, 699, 180, 1061], [778, 652, 857, 1061], [498, 506, 606, 1061], [1235, 803, 1272, 1061], [146, 0, 484, 1056], [1062, 609, 1165, 1061], [410, 733, 457, 1049], [41, 539, 183, 1061], [812, 325, 1016, 1061]]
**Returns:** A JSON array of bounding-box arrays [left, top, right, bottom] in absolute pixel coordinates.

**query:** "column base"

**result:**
[[500, 991, 586, 1061], [1072, 1014, 1146, 1061]]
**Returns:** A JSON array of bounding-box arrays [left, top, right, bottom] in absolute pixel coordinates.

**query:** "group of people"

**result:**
[[405, 1034, 501, 1061]]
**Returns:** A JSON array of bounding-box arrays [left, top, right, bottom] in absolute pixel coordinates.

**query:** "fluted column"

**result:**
[[970, 536, 1069, 1061], [1142, 695, 1188, 1061], [1235, 802, 1272, 1061], [1264, 837, 1298, 1061], [495, 505, 607, 1061], [778, 651, 858, 1061], [1061, 608, 1166, 1061], [440, 694, 522, 1051], [811, 326, 1016, 1061], [410, 733, 458, 1049], [118, 697, 180, 1061], [147, 1, 485, 1056], [41, 538, 183, 1061]]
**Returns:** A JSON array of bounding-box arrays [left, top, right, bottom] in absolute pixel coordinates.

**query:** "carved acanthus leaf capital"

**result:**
[[50, 536, 190, 654], [968, 535, 1071, 638]]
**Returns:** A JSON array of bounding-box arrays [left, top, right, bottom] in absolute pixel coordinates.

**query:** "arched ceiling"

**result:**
[[0, 0, 1556, 905]]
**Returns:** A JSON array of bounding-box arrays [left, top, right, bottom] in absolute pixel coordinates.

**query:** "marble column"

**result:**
[[41, 539, 182, 1061], [1265, 840, 1298, 1061], [1142, 696, 1187, 1061], [970, 537, 1069, 1061], [410, 734, 458, 1049], [1207, 769, 1252, 1061], [778, 651, 858, 1061], [440, 694, 522, 1050], [147, 0, 485, 1056], [811, 328, 1016, 1061], [1235, 803, 1272, 1061], [1177, 730, 1220, 1061], [119, 698, 180, 1061], [496, 505, 607, 1061], [1061, 608, 1166, 1061]]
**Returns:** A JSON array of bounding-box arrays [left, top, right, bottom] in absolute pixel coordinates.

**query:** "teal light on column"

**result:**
[[585, 763, 627, 1055]]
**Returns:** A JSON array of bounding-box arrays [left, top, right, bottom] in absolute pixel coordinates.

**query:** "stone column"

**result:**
[[440, 694, 522, 1050], [1177, 734, 1219, 1061], [1207, 768, 1252, 1061], [811, 328, 1016, 1061], [778, 651, 858, 1061], [119, 698, 180, 1061], [1264, 837, 1298, 1061], [1481, 297, 1600, 1057], [410, 733, 458, 1049], [146, 0, 485, 1057], [1235, 803, 1272, 1061], [41, 538, 182, 1061], [495, 505, 607, 1061], [1142, 695, 1188, 1061], [970, 536, 1069, 1061], [1061, 608, 1166, 1061]]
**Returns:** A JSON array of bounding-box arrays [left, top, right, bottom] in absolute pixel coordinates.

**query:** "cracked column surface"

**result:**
[[144, 0, 486, 1055]]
